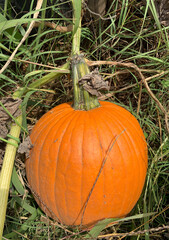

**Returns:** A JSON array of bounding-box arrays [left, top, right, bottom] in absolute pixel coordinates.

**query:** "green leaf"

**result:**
[[0, 53, 9, 61], [0, 42, 11, 52], [0, 13, 6, 22], [21, 90, 36, 131], [85, 212, 155, 239], [23, 70, 45, 82], [0, 19, 38, 33], [85, 218, 119, 239], [0, 73, 16, 85], [12, 167, 25, 196], [20, 210, 37, 231], [161, 79, 169, 88], [14, 196, 36, 214]]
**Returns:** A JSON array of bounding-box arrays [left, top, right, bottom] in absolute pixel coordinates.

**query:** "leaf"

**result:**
[[0, 73, 16, 85], [12, 167, 25, 196], [0, 19, 38, 33], [0, 97, 22, 122], [23, 70, 45, 82], [20, 210, 37, 231], [0, 53, 9, 60], [0, 13, 6, 22], [161, 79, 169, 88], [14, 196, 36, 214], [0, 43, 11, 52], [85, 212, 155, 239], [85, 218, 119, 239], [21, 90, 36, 131]]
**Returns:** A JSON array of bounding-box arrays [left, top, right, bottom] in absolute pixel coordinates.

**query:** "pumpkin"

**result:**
[[25, 99, 148, 227]]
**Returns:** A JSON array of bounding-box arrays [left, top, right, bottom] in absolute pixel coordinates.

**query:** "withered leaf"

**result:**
[[79, 69, 109, 96], [0, 123, 9, 138], [0, 97, 22, 122], [0, 97, 22, 139], [18, 136, 33, 158]]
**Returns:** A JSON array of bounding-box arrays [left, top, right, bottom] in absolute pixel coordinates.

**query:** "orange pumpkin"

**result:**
[[26, 100, 148, 228]]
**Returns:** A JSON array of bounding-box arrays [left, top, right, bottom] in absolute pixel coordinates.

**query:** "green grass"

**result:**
[[0, 0, 169, 239]]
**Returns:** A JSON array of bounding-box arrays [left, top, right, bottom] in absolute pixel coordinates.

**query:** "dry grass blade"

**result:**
[[23, 22, 73, 32], [98, 225, 169, 239], [99, 71, 168, 100]]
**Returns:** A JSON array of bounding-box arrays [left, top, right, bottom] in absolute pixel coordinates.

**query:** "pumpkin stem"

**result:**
[[72, 55, 100, 110], [71, 0, 100, 110]]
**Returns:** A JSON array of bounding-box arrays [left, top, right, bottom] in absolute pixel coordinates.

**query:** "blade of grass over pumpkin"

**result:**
[[85, 213, 155, 239]]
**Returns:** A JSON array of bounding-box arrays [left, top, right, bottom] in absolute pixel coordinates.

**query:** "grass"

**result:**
[[0, 0, 169, 239]]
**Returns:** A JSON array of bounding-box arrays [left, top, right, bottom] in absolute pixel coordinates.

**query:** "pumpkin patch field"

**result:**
[[0, 0, 169, 239]]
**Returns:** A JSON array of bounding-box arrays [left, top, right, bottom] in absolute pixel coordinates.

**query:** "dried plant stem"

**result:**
[[86, 60, 169, 133], [99, 71, 168, 100], [98, 225, 169, 239], [23, 22, 73, 32]]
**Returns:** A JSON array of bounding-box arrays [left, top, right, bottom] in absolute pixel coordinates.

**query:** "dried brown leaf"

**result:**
[[18, 136, 33, 158], [0, 97, 22, 121], [79, 69, 109, 96]]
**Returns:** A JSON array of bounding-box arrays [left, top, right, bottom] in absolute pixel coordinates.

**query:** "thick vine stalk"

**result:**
[[71, 0, 100, 111], [0, 115, 22, 239]]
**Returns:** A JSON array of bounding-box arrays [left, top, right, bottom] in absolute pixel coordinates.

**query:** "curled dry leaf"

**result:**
[[79, 69, 109, 96]]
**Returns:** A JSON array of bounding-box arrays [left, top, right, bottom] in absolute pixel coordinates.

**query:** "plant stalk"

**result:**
[[0, 114, 22, 239], [71, 0, 100, 111], [71, 0, 81, 55], [14, 62, 70, 98]]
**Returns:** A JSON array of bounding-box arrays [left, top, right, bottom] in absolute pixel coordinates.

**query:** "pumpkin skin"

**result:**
[[25, 101, 148, 227]]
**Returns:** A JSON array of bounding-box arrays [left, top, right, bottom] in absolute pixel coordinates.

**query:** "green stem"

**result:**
[[71, 0, 81, 55], [72, 55, 100, 110], [71, 0, 100, 111], [0, 115, 22, 239], [3, 0, 8, 18], [14, 62, 70, 98]]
